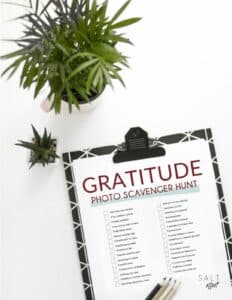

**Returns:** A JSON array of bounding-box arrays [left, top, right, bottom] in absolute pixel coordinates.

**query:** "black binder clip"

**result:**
[[113, 127, 166, 163]]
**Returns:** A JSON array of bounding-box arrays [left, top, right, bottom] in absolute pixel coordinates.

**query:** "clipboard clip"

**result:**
[[113, 127, 166, 163]]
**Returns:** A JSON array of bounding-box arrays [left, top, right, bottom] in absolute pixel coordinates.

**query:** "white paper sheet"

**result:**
[[73, 140, 232, 300]]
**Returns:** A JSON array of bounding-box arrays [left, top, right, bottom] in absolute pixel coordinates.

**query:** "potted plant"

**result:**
[[16, 125, 59, 168], [1, 0, 141, 113]]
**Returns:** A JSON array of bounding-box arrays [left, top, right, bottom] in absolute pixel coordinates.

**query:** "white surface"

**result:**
[[0, 0, 232, 299]]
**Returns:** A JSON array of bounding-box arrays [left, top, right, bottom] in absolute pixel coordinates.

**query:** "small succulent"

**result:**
[[1, 0, 141, 113], [16, 125, 59, 168]]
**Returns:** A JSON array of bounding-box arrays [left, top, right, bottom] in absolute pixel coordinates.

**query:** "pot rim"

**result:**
[[62, 86, 106, 105]]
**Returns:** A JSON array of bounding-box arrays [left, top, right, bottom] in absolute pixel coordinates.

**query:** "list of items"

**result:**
[[104, 208, 151, 287], [158, 199, 200, 274]]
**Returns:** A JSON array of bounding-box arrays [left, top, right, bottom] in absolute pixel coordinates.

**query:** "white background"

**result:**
[[0, 0, 232, 299]]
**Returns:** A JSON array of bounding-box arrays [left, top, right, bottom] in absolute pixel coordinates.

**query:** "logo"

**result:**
[[198, 274, 220, 290]]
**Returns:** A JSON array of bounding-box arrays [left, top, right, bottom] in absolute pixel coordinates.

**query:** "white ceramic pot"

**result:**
[[77, 95, 103, 112]]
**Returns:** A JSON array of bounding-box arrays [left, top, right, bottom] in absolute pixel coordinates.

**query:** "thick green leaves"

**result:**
[[15, 125, 59, 168]]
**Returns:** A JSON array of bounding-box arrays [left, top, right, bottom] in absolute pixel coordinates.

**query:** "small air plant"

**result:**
[[16, 125, 59, 168]]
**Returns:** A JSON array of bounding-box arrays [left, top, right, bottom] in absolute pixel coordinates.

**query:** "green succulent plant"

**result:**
[[1, 0, 141, 113], [16, 125, 59, 168]]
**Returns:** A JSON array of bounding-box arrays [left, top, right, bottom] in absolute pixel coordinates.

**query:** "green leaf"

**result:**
[[73, 26, 91, 44], [16, 140, 44, 152], [86, 63, 99, 93], [43, 128, 48, 143], [66, 52, 96, 65], [45, 133, 52, 148], [91, 0, 97, 19], [91, 42, 121, 63], [1, 57, 24, 77], [97, 68, 104, 92], [20, 60, 30, 86], [99, 0, 108, 25], [72, 84, 89, 102], [6, 68, 17, 79], [103, 33, 132, 45], [23, 65, 37, 89], [100, 63, 113, 87], [52, 92, 62, 114], [4, 57, 25, 79], [39, 0, 54, 16], [119, 57, 130, 68], [67, 58, 98, 80], [93, 68, 101, 88], [107, 64, 126, 87], [110, 18, 141, 29], [27, 14, 45, 35], [66, 84, 79, 112], [35, 0, 39, 14], [31, 125, 41, 144], [70, 0, 80, 16], [1, 64, 14, 77], [59, 65, 66, 85], [89, 0, 107, 32], [55, 43, 69, 56], [55, 0, 65, 12], [29, 160, 38, 169], [34, 73, 47, 98], [109, 0, 131, 25]]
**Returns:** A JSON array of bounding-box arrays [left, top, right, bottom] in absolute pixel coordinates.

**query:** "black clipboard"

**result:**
[[62, 128, 232, 300]]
